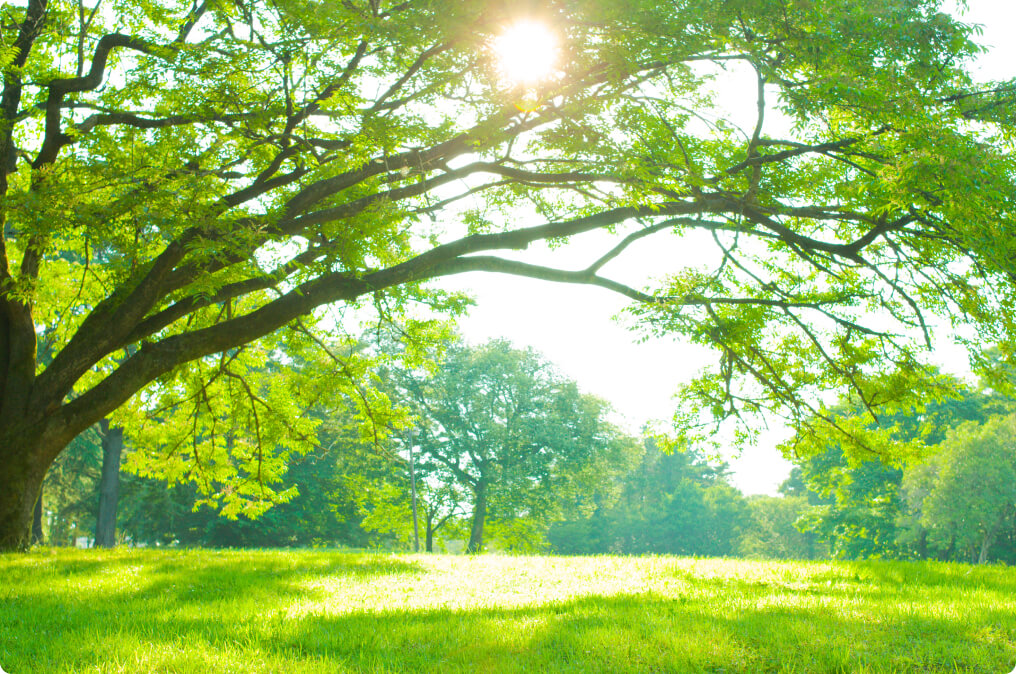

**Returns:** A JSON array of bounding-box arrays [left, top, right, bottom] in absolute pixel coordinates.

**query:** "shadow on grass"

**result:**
[[277, 592, 1016, 673], [1, 553, 1014, 673], [665, 558, 1016, 603], [825, 559, 1016, 593], [2, 549, 423, 608]]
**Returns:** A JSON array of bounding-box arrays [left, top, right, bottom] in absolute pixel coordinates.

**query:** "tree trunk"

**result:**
[[425, 510, 434, 553], [31, 484, 43, 545], [977, 517, 1003, 565], [0, 435, 52, 551], [94, 420, 124, 548], [977, 537, 990, 565], [917, 529, 928, 560], [942, 533, 956, 562], [466, 484, 487, 553]]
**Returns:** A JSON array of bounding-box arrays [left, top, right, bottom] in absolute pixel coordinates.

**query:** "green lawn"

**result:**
[[1, 549, 1013, 673]]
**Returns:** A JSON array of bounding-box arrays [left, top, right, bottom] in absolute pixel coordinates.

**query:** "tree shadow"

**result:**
[[0, 549, 427, 672], [1, 553, 1013, 673], [664, 557, 1016, 602], [281, 590, 1014, 672]]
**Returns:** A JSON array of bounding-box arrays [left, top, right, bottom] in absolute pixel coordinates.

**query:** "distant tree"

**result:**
[[344, 472, 469, 553], [117, 440, 384, 549], [786, 382, 994, 560], [738, 495, 816, 560], [395, 339, 637, 552], [904, 415, 1016, 565], [327, 431, 421, 551], [93, 420, 124, 548], [549, 440, 749, 557], [792, 447, 905, 560], [37, 427, 102, 546], [110, 386, 407, 549], [613, 447, 749, 556]]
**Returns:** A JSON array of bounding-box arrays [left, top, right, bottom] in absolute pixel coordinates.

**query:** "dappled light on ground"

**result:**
[[1, 550, 1014, 672]]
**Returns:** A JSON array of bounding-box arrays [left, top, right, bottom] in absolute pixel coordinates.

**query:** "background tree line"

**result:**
[[31, 338, 1016, 565], [782, 356, 1016, 565]]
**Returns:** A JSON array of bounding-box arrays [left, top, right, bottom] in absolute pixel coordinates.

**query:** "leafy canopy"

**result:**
[[2, 0, 1016, 496]]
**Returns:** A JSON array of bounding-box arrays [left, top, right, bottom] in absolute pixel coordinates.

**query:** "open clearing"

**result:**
[[1, 549, 1014, 672]]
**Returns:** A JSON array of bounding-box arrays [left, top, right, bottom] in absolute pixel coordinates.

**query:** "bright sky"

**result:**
[[449, 1, 1016, 495]]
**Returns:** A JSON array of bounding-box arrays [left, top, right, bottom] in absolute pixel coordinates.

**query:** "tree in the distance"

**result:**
[[904, 414, 1016, 565], [93, 419, 124, 548], [784, 380, 997, 560], [738, 494, 817, 561], [549, 440, 749, 557], [396, 339, 637, 553], [3, 0, 1016, 549], [34, 426, 102, 546]]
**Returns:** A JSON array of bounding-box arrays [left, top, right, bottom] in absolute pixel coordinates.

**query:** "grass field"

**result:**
[[1, 549, 1014, 673]]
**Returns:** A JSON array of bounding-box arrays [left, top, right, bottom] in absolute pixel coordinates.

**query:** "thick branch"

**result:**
[[29, 242, 189, 415], [0, 0, 48, 424], [45, 198, 713, 437], [73, 110, 251, 134]]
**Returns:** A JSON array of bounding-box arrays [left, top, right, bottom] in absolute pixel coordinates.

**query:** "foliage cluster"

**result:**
[[549, 441, 752, 557], [785, 372, 1016, 565]]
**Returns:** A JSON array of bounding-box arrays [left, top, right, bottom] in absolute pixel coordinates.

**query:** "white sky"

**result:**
[[448, 0, 1016, 495]]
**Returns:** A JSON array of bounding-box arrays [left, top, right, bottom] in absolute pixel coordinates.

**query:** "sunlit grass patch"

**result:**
[[1, 549, 1014, 672]]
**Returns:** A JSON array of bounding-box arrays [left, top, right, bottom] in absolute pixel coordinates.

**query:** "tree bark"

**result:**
[[466, 483, 488, 553], [0, 434, 51, 551], [425, 510, 434, 553], [93, 420, 124, 548], [31, 484, 43, 545]]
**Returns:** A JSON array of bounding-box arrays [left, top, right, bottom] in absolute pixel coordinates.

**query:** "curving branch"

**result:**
[[34, 33, 169, 168]]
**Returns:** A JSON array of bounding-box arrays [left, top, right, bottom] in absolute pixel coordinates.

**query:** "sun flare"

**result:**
[[492, 20, 559, 86]]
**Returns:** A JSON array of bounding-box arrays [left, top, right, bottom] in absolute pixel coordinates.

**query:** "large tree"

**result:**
[[395, 339, 636, 552], [2, 0, 1015, 549]]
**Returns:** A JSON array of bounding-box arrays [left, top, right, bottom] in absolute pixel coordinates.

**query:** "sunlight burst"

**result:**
[[492, 20, 559, 86]]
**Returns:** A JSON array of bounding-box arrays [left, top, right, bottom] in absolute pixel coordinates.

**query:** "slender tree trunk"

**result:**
[[466, 483, 488, 553], [425, 509, 434, 553], [94, 420, 124, 548], [408, 432, 420, 553], [977, 517, 1003, 565], [31, 484, 43, 545], [977, 537, 990, 565], [917, 529, 928, 560]]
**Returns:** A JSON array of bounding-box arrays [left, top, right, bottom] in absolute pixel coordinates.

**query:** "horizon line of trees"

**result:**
[[29, 338, 1016, 566]]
